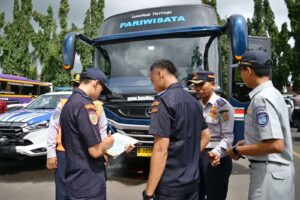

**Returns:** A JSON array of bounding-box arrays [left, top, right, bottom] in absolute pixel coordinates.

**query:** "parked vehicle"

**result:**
[[7, 103, 28, 112], [283, 93, 295, 125], [62, 4, 271, 157], [0, 91, 71, 158], [0, 73, 52, 104]]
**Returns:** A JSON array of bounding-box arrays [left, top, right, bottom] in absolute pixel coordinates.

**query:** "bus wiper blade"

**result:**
[[105, 92, 126, 100]]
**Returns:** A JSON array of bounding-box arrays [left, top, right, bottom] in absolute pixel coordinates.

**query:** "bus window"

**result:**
[[22, 85, 38, 95], [0, 81, 7, 93], [9, 84, 21, 95], [40, 85, 51, 94]]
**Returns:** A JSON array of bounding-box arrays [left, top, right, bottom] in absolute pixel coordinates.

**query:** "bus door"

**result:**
[[228, 36, 271, 143]]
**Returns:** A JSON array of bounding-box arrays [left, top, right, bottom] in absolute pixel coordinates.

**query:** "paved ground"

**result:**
[[0, 128, 299, 200]]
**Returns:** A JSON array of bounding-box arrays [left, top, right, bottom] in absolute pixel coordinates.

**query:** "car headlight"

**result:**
[[22, 121, 49, 132]]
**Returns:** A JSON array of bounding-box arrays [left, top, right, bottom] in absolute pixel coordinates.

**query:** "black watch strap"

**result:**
[[232, 146, 240, 156], [143, 190, 154, 200]]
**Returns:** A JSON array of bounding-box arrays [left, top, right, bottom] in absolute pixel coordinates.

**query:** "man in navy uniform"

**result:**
[[188, 71, 234, 200], [227, 50, 295, 200], [60, 68, 114, 200], [143, 59, 211, 200]]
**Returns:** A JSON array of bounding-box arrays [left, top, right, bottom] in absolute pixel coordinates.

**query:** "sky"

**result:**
[[0, 0, 290, 30], [0, 0, 290, 72]]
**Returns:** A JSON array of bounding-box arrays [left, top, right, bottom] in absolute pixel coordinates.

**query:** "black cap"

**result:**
[[238, 50, 272, 68], [187, 71, 215, 84], [80, 68, 111, 95]]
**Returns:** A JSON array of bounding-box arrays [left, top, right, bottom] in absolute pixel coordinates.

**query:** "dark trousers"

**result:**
[[55, 151, 67, 200], [199, 149, 232, 200], [155, 189, 198, 200], [292, 109, 300, 131]]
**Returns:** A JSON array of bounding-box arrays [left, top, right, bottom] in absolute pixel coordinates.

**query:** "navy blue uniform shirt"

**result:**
[[149, 82, 207, 191], [60, 89, 106, 199]]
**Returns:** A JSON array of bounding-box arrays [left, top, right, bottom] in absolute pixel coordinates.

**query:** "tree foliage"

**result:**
[[0, 0, 297, 91], [2, 0, 34, 77], [247, 0, 292, 91], [273, 23, 292, 89], [77, 0, 105, 68], [249, 0, 267, 36], [285, 0, 300, 90]]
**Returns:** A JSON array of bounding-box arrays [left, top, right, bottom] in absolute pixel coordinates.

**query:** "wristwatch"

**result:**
[[142, 190, 154, 200], [232, 146, 240, 156]]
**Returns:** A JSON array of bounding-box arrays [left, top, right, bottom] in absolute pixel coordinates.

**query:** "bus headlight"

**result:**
[[22, 121, 49, 132]]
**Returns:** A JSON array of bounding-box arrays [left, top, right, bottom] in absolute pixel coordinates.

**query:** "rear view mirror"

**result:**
[[62, 32, 76, 70], [228, 15, 248, 62]]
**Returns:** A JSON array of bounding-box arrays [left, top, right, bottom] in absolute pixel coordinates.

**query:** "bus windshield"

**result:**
[[96, 36, 219, 91]]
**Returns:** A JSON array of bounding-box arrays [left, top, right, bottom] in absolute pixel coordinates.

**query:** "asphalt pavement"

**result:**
[[0, 128, 299, 200]]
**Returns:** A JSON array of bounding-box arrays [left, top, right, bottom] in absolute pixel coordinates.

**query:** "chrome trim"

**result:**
[[107, 119, 149, 130], [125, 133, 153, 138]]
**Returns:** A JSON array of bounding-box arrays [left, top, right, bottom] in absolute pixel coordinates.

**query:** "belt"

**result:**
[[249, 159, 286, 165]]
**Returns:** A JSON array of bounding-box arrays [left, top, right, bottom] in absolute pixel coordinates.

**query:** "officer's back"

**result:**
[[60, 68, 114, 200]]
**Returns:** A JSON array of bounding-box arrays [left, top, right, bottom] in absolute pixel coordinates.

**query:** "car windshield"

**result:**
[[26, 94, 70, 110]]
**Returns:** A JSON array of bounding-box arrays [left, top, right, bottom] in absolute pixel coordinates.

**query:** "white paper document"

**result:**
[[106, 132, 139, 158]]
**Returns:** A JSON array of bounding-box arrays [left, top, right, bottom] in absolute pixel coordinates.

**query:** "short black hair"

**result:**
[[150, 59, 177, 76], [72, 82, 79, 87]]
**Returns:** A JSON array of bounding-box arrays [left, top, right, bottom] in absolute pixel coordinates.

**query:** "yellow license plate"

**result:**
[[137, 148, 152, 157]]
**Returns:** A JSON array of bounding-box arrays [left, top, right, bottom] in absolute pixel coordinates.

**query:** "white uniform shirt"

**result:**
[[200, 92, 234, 157], [245, 81, 293, 164], [46, 101, 108, 158]]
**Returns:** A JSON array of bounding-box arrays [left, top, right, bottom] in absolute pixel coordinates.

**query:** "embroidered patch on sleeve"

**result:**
[[151, 100, 160, 107], [256, 111, 269, 127], [220, 110, 230, 121], [151, 107, 159, 113], [216, 98, 226, 107], [52, 108, 61, 120], [89, 111, 98, 125]]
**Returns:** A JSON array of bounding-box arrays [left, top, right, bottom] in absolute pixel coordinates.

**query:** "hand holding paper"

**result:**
[[106, 132, 139, 158]]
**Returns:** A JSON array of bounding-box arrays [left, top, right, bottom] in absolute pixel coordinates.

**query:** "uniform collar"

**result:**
[[249, 80, 273, 99], [155, 82, 181, 99], [200, 92, 217, 107], [73, 88, 93, 102], [167, 82, 182, 90]]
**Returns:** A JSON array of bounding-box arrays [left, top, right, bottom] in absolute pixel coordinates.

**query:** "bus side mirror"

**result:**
[[227, 15, 248, 62], [62, 32, 76, 70]]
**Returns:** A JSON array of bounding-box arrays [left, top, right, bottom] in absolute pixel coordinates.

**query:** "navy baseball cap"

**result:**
[[188, 71, 215, 84], [238, 50, 272, 69], [80, 68, 111, 94]]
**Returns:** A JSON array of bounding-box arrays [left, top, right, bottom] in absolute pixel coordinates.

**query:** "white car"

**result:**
[[7, 103, 29, 112], [283, 93, 294, 125], [0, 91, 71, 158]]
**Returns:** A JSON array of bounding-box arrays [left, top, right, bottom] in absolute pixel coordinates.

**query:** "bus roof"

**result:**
[[0, 73, 52, 86]]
